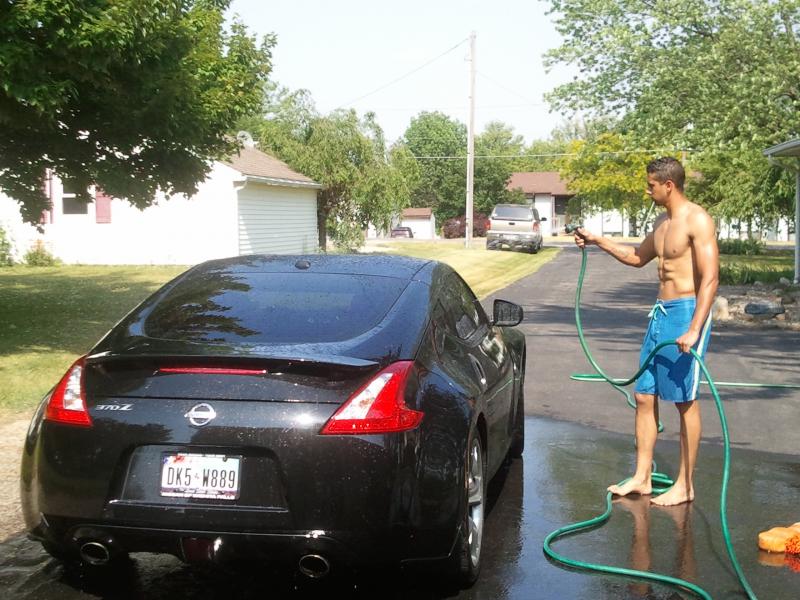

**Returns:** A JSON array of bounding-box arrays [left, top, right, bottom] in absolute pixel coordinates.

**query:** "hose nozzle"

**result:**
[[564, 223, 584, 234]]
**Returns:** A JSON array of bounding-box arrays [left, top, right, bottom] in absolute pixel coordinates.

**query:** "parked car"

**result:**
[[390, 226, 414, 238], [20, 254, 526, 587], [486, 204, 546, 253]]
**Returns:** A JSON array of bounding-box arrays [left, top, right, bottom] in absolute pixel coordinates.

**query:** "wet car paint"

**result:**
[[19, 255, 526, 581], [3, 417, 798, 599]]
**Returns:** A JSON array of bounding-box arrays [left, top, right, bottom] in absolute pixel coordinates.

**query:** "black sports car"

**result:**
[[21, 254, 526, 586]]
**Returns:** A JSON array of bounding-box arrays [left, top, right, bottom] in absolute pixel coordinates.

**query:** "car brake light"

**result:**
[[533, 221, 540, 233], [158, 366, 268, 376], [45, 356, 92, 427], [320, 361, 423, 435], [486, 221, 491, 230]]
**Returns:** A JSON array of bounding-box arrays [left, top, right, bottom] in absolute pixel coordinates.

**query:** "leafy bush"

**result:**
[[718, 237, 764, 256], [0, 227, 13, 266], [23, 241, 60, 266], [442, 213, 489, 238], [719, 263, 793, 285]]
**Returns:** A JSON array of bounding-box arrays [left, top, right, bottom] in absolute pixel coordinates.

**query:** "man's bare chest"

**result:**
[[654, 221, 691, 260]]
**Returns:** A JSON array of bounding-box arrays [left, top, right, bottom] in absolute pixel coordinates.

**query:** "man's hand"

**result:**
[[573, 227, 596, 249], [675, 329, 700, 354]]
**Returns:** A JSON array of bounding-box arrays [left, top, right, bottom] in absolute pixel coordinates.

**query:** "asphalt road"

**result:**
[[2, 245, 799, 599], [489, 244, 800, 456]]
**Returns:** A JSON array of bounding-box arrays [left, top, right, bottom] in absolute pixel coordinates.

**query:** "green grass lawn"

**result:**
[[720, 250, 795, 285], [368, 238, 560, 298], [0, 265, 188, 413]]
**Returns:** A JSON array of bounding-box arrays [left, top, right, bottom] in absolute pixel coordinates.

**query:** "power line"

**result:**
[[410, 148, 686, 160], [335, 38, 469, 109], [475, 71, 546, 107]]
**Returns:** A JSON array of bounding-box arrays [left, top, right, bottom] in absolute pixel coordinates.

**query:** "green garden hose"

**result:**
[[542, 241, 758, 600]]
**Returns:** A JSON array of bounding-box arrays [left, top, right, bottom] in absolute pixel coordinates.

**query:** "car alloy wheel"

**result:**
[[466, 435, 485, 569]]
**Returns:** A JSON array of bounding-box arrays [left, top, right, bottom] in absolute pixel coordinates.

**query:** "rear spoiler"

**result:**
[[86, 351, 379, 372], [86, 352, 380, 369]]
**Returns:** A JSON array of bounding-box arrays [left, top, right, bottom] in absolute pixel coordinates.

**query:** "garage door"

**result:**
[[238, 185, 318, 254]]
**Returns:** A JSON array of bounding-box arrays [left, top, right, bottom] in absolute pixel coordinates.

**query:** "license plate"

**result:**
[[160, 453, 241, 500], [500, 234, 518, 240]]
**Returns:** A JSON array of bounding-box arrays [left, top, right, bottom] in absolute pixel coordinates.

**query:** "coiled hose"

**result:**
[[542, 238, 758, 600]]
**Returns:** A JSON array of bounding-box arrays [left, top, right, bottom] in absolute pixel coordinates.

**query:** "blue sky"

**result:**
[[229, 0, 575, 144]]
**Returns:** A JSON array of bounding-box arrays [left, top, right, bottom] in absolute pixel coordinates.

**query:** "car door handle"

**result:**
[[469, 356, 487, 388]]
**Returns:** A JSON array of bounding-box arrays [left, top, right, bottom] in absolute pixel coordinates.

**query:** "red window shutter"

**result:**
[[95, 189, 112, 224]]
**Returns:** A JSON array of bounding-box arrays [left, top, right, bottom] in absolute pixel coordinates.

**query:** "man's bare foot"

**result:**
[[608, 478, 652, 497], [651, 485, 694, 506]]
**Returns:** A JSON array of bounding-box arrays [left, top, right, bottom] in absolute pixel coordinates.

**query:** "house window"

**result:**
[[62, 183, 88, 215]]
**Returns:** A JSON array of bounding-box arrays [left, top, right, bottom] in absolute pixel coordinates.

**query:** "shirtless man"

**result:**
[[574, 157, 719, 506]]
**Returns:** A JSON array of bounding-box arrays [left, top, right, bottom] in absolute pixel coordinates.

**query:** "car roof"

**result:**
[[191, 254, 434, 281]]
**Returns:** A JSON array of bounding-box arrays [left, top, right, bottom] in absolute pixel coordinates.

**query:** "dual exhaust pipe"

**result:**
[[74, 529, 331, 578]]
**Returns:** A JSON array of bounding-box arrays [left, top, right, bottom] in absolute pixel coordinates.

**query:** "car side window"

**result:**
[[441, 273, 487, 340]]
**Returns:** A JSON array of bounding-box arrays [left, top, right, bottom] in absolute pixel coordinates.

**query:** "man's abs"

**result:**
[[657, 253, 698, 299]]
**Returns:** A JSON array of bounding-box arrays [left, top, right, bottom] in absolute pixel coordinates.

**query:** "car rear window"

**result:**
[[492, 206, 534, 220], [142, 272, 409, 344]]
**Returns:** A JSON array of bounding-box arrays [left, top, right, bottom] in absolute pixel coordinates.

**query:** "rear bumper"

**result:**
[[27, 515, 459, 568], [21, 400, 470, 568], [486, 232, 541, 249]]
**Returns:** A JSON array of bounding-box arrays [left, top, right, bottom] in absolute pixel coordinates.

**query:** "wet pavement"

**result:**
[[1, 418, 798, 599], [2, 245, 798, 598]]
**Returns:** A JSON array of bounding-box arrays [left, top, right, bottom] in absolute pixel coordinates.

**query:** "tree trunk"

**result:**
[[317, 204, 328, 252]]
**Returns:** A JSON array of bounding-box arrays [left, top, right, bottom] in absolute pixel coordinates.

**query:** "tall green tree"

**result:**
[[558, 132, 659, 235], [544, 0, 800, 224], [474, 121, 524, 213], [1, 0, 274, 224], [401, 112, 468, 222], [255, 85, 412, 249]]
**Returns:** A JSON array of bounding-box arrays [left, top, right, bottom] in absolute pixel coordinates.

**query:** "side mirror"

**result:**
[[540, 216, 548, 222], [492, 299, 523, 327]]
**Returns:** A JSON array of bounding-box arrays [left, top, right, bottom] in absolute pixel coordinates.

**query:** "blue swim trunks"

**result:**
[[634, 297, 712, 403]]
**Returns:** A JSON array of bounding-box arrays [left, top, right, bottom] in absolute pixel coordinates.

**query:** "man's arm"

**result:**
[[675, 211, 719, 353], [574, 227, 657, 268]]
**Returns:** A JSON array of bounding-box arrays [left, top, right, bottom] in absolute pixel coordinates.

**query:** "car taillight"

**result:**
[[45, 356, 92, 427], [533, 221, 540, 232], [320, 361, 423, 435], [486, 221, 491, 230]]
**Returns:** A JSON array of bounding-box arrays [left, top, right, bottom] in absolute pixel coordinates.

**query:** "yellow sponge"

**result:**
[[758, 527, 797, 553]]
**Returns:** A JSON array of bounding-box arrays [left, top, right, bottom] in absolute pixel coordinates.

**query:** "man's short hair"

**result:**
[[647, 157, 685, 191]]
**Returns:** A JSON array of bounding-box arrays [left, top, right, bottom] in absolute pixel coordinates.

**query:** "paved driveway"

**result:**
[[486, 245, 800, 455]]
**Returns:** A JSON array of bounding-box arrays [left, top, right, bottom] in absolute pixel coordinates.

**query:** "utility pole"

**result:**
[[465, 31, 476, 249]]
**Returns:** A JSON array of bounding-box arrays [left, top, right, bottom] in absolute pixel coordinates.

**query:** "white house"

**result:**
[[366, 206, 437, 239], [0, 146, 323, 265], [506, 171, 631, 236], [507, 172, 573, 236], [399, 207, 437, 239]]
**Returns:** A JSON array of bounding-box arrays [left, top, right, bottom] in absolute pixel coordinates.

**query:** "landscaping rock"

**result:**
[[745, 300, 785, 316], [712, 296, 730, 320], [779, 277, 792, 286]]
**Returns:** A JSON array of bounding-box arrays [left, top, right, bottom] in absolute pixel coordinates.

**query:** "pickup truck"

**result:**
[[486, 204, 545, 253]]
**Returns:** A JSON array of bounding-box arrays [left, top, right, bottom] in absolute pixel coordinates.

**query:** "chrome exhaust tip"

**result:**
[[298, 554, 331, 579], [79, 541, 111, 566]]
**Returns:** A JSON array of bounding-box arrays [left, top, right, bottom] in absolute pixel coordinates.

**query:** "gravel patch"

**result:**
[[0, 415, 31, 542]]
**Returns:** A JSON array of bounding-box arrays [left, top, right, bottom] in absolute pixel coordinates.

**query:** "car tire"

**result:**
[[509, 362, 525, 459], [450, 430, 486, 587]]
